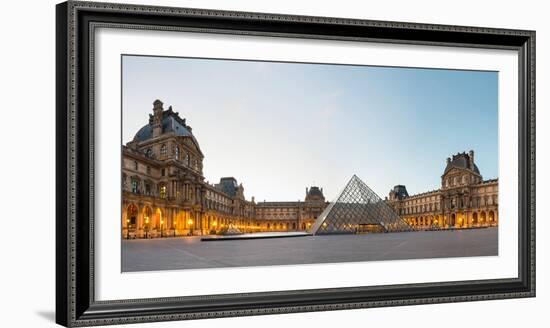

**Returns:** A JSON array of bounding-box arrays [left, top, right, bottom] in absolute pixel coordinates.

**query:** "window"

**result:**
[[175, 146, 180, 160], [131, 179, 139, 194], [145, 183, 151, 196], [160, 185, 167, 199], [145, 148, 153, 158], [160, 144, 167, 157], [146, 166, 151, 174], [184, 153, 190, 166], [161, 168, 165, 176]]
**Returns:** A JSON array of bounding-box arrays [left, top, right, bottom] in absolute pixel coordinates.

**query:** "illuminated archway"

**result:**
[[480, 211, 487, 225], [450, 213, 456, 226], [155, 208, 164, 230], [457, 213, 464, 227], [126, 204, 138, 229], [489, 210, 495, 224], [142, 206, 153, 228], [472, 212, 478, 225], [434, 215, 442, 226]]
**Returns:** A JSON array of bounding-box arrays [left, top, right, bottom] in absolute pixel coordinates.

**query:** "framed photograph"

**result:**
[[56, 0, 535, 326]]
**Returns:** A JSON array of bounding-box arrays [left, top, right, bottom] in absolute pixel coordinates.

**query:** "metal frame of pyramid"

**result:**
[[311, 175, 412, 235]]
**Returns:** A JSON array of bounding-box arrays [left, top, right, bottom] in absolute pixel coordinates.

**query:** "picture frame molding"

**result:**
[[56, 1, 536, 326]]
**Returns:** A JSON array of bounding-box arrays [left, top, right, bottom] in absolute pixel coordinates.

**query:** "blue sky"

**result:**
[[122, 55, 498, 202]]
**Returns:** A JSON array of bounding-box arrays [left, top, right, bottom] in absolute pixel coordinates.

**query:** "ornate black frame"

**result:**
[[56, 1, 536, 326]]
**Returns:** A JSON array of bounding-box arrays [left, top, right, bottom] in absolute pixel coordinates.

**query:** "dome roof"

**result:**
[[444, 152, 480, 175], [133, 109, 193, 142]]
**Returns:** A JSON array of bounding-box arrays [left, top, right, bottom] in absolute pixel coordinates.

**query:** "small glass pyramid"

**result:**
[[311, 175, 411, 234]]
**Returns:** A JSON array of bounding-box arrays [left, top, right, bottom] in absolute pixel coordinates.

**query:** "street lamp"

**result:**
[[160, 219, 164, 238], [173, 222, 177, 237], [145, 217, 149, 238], [126, 219, 130, 239]]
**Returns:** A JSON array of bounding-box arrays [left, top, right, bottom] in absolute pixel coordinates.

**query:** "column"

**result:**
[[137, 205, 144, 237]]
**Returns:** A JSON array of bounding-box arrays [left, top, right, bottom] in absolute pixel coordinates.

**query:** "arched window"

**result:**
[[159, 185, 167, 199], [145, 148, 153, 158], [160, 144, 167, 158], [175, 146, 180, 160]]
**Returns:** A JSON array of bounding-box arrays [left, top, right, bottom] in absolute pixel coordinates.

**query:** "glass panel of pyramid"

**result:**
[[311, 175, 411, 234]]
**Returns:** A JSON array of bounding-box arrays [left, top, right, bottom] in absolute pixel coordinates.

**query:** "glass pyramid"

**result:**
[[311, 175, 411, 235]]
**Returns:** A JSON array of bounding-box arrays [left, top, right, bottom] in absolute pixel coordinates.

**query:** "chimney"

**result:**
[[468, 150, 475, 169], [152, 99, 163, 138]]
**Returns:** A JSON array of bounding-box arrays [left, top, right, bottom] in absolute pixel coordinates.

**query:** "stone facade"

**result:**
[[387, 151, 498, 229], [122, 100, 498, 239], [122, 100, 328, 238]]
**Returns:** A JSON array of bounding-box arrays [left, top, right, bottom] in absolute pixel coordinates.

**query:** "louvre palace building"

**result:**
[[122, 100, 498, 238], [122, 100, 326, 238], [387, 151, 499, 229]]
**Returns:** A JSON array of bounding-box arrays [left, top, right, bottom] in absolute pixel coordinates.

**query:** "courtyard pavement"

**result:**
[[122, 227, 498, 272]]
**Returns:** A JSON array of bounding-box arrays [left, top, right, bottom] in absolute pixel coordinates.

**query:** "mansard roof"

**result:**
[[443, 151, 480, 175]]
